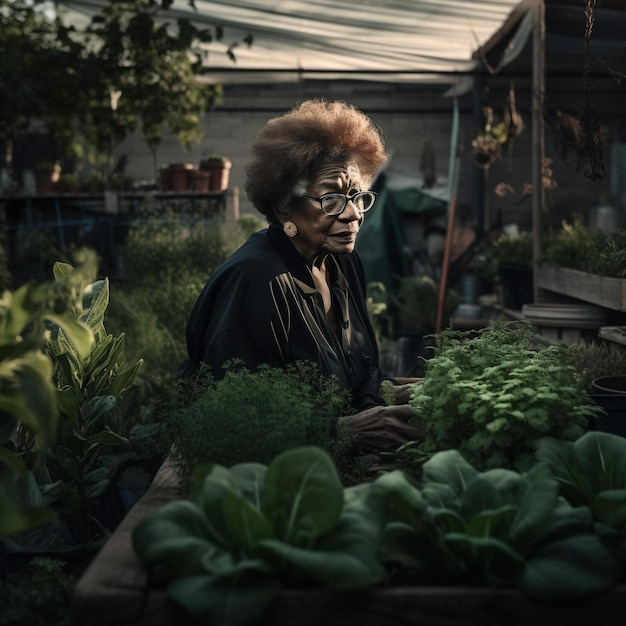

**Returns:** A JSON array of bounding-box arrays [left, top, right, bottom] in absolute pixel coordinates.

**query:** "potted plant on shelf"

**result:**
[[190, 167, 211, 193], [161, 163, 193, 192], [82, 170, 105, 194], [380, 275, 459, 377], [199, 154, 232, 191], [478, 231, 534, 310], [538, 219, 626, 313], [34, 160, 62, 195], [56, 172, 81, 194]]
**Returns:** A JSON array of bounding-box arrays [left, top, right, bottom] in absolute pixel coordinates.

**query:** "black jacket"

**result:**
[[181, 224, 384, 410]]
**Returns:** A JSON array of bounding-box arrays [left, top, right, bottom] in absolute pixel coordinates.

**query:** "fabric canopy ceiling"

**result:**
[[59, 0, 522, 84]]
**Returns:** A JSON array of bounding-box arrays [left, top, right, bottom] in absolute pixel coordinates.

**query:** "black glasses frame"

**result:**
[[299, 191, 377, 216]]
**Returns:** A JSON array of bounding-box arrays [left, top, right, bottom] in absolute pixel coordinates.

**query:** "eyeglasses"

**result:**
[[299, 191, 377, 216]]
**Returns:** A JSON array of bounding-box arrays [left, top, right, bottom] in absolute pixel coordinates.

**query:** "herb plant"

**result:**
[[0, 557, 76, 626], [543, 220, 626, 278], [132, 446, 388, 626], [160, 361, 355, 481], [408, 321, 599, 472]]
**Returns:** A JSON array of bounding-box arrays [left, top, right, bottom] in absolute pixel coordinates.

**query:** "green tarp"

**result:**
[[356, 185, 447, 293]]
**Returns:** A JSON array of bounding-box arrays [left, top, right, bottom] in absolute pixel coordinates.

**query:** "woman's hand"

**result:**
[[379, 377, 422, 406], [337, 404, 421, 454]]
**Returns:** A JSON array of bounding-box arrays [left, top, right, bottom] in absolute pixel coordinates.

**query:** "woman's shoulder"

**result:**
[[215, 229, 286, 282]]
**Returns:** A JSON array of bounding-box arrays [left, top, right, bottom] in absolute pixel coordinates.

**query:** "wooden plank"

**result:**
[[71, 458, 185, 626], [535, 266, 626, 312]]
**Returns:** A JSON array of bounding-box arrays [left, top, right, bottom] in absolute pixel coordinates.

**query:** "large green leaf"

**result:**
[[44, 312, 94, 361], [199, 464, 251, 547], [80, 278, 109, 331], [133, 500, 232, 578], [537, 431, 626, 529], [262, 446, 343, 547], [536, 432, 626, 515], [508, 463, 559, 550], [107, 359, 143, 397], [222, 492, 275, 551], [522, 534, 619, 603], [0, 487, 56, 536], [443, 534, 525, 584], [17, 355, 58, 441], [422, 449, 479, 496], [0, 285, 34, 339], [168, 572, 282, 626], [373, 469, 426, 526]]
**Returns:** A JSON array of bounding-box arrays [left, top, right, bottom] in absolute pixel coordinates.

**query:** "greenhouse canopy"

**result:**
[[58, 0, 522, 85]]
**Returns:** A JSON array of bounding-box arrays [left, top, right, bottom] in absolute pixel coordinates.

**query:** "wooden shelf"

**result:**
[[535, 266, 626, 312]]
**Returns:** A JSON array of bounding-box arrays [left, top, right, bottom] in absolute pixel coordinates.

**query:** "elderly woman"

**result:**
[[181, 99, 418, 452]]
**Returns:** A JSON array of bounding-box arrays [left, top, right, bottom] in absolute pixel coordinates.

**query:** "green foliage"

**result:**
[[378, 449, 620, 602], [368, 276, 459, 338], [37, 260, 144, 543], [132, 446, 388, 626], [568, 340, 626, 393], [133, 443, 626, 621], [80, 0, 224, 164], [478, 232, 534, 284], [407, 320, 599, 472], [543, 219, 626, 278], [160, 361, 356, 481], [535, 431, 626, 540], [0, 244, 12, 295], [107, 212, 251, 383], [0, 557, 76, 626], [0, 264, 96, 537], [0, 0, 83, 163]]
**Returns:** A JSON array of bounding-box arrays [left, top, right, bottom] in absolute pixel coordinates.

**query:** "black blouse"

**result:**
[[181, 224, 384, 410]]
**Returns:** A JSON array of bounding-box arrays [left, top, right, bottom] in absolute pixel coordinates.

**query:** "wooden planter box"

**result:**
[[71, 459, 626, 626], [536, 266, 626, 312]]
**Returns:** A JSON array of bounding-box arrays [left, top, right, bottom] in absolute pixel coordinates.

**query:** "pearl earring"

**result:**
[[283, 220, 298, 237]]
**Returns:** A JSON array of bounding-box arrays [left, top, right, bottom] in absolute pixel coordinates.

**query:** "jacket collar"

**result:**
[[267, 224, 349, 292]]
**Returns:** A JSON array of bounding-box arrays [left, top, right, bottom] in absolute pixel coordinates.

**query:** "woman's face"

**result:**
[[285, 162, 368, 263]]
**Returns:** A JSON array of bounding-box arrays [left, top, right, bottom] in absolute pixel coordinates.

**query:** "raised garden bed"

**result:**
[[71, 458, 626, 626]]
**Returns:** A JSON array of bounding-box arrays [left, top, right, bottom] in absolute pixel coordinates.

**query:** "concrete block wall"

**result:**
[[113, 79, 620, 232]]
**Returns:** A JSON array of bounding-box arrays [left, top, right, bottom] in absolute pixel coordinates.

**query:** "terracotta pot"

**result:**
[[191, 169, 211, 193], [166, 164, 193, 192], [200, 160, 232, 192], [35, 163, 62, 195]]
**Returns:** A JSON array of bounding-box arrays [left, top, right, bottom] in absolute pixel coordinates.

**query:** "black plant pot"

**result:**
[[499, 264, 534, 311], [591, 376, 626, 438]]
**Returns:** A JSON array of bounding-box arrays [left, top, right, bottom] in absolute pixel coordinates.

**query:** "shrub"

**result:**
[[159, 361, 356, 481], [406, 320, 599, 473]]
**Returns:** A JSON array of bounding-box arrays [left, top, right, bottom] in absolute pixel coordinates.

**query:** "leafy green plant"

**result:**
[[478, 231, 534, 284], [568, 340, 626, 393], [385, 275, 459, 335], [132, 446, 388, 626], [543, 219, 626, 278], [160, 361, 356, 481], [377, 449, 619, 603], [200, 154, 232, 167], [0, 557, 76, 626], [107, 212, 256, 383], [1, 270, 94, 537], [535, 431, 626, 541], [38, 260, 144, 543], [407, 320, 599, 472]]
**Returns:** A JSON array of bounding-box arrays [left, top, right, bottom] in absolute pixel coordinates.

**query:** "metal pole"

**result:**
[[532, 0, 546, 303]]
